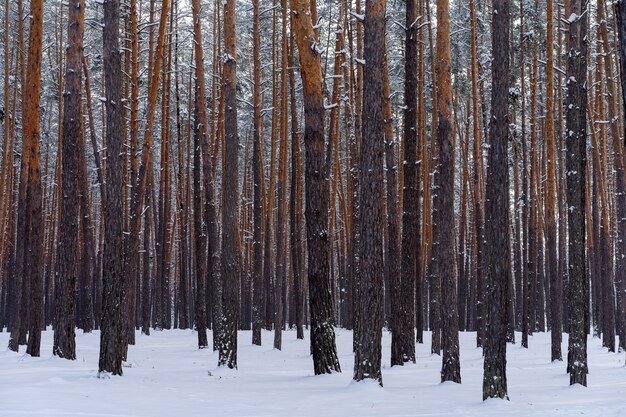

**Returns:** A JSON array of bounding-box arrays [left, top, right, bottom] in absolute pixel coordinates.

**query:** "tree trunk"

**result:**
[[482, 0, 510, 400], [566, 0, 589, 386], [274, 0, 289, 350], [20, 0, 45, 358], [469, 0, 485, 348], [615, 0, 626, 356], [54, 0, 86, 360], [288, 25, 304, 341], [291, 0, 341, 374], [354, 0, 386, 385], [192, 87, 208, 348], [99, 0, 126, 375], [251, 0, 265, 347], [218, 0, 240, 369], [398, 0, 419, 365], [435, 0, 461, 384], [545, 0, 562, 362]]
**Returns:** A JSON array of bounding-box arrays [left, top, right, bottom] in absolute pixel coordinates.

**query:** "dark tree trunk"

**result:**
[[288, 28, 304, 341], [615, 0, 626, 353], [141, 180, 153, 336], [566, 0, 588, 386], [354, 0, 386, 385], [192, 90, 208, 348], [77, 113, 95, 334], [99, 0, 126, 375], [545, 0, 562, 362], [482, 0, 510, 400], [54, 0, 86, 359], [218, 0, 240, 369], [398, 0, 419, 366], [384, 39, 401, 367], [251, 0, 265, 347]]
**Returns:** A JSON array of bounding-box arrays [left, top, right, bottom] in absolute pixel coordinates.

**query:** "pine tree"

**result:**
[[99, 0, 126, 375], [435, 0, 461, 384], [291, 0, 341, 375], [398, 0, 419, 366], [54, 0, 86, 360], [565, 0, 588, 386], [218, 0, 241, 369], [482, 0, 510, 400], [21, 0, 45, 358], [354, 0, 386, 385]]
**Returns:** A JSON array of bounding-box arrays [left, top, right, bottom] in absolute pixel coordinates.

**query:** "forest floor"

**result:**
[[1, 327, 625, 416]]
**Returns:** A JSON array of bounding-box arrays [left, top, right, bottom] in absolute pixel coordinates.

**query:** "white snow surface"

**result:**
[[1, 329, 625, 416]]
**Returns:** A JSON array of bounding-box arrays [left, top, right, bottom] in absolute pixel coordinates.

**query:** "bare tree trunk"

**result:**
[[54, 0, 86, 360], [482, 0, 510, 400], [126, 0, 171, 336], [291, 0, 341, 374], [545, 0, 562, 362], [615, 0, 626, 356], [20, 0, 45, 358], [99, 0, 126, 375], [218, 0, 241, 369], [354, 0, 386, 385], [435, 0, 461, 384], [398, 0, 419, 365], [251, 0, 265, 346], [469, 0, 485, 348], [288, 25, 304, 341], [274, 0, 289, 350], [566, 0, 589, 386]]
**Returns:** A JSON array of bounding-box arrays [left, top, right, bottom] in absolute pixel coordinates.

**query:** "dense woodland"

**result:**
[[0, 0, 623, 400]]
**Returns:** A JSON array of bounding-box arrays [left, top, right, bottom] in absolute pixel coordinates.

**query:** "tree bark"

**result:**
[[435, 0, 461, 384], [566, 0, 589, 386], [251, 0, 265, 347], [291, 0, 341, 375], [545, 0, 562, 362], [354, 0, 386, 385], [398, 0, 419, 365], [218, 0, 240, 369], [482, 0, 510, 400], [99, 0, 126, 375], [21, 0, 45, 358], [54, 0, 86, 360]]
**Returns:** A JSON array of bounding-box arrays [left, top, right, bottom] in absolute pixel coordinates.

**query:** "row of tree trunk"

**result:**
[[0, 0, 622, 399]]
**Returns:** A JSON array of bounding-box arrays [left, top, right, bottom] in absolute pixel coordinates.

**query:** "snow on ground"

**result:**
[[1, 328, 625, 417]]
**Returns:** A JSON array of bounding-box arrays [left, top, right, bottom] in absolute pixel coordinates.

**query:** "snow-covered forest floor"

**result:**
[[1, 328, 625, 416]]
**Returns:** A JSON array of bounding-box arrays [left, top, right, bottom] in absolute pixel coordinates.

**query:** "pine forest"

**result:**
[[0, 0, 625, 415]]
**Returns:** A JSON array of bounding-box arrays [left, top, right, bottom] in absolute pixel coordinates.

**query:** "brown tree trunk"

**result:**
[[434, 0, 461, 384], [545, 0, 562, 362], [274, 0, 289, 350], [19, 0, 45, 358], [469, 0, 485, 348], [291, 0, 341, 374], [126, 0, 170, 336]]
